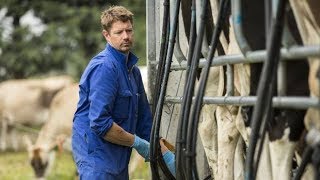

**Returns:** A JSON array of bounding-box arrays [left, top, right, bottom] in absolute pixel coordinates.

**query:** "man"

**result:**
[[72, 6, 152, 179]]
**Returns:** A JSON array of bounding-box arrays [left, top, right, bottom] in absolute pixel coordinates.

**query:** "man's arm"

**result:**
[[103, 122, 134, 146], [104, 122, 150, 161]]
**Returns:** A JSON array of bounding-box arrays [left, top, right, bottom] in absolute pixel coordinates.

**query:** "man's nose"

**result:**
[[122, 31, 130, 39]]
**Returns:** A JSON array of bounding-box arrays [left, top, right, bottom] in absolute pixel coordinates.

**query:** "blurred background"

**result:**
[[0, 0, 147, 81], [0, 0, 149, 179]]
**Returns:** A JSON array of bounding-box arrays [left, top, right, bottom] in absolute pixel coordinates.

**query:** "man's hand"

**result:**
[[131, 135, 150, 161], [160, 138, 176, 177]]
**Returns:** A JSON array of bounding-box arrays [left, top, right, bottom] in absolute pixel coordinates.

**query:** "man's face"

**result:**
[[103, 20, 134, 53]]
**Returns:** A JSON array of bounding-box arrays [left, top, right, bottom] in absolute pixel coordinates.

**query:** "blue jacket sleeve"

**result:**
[[88, 62, 118, 137], [135, 68, 152, 142]]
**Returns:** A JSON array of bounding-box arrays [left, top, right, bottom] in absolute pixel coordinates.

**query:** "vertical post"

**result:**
[[147, 0, 157, 109]]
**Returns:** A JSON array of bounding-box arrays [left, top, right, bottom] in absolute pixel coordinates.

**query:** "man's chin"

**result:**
[[120, 47, 131, 53]]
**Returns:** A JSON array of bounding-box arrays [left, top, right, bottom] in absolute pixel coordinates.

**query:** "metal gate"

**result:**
[[146, 0, 320, 179]]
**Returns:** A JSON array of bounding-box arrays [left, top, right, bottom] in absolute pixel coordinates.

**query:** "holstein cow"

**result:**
[[0, 75, 74, 151], [26, 66, 149, 179], [195, 0, 310, 180], [289, 0, 320, 178]]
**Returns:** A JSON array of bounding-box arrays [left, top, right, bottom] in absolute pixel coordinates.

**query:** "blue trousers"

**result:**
[[72, 128, 129, 180]]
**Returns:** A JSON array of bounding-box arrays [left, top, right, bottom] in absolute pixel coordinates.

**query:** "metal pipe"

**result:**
[[171, 0, 186, 63], [226, 64, 234, 96], [277, 61, 286, 96], [146, 0, 157, 108], [165, 96, 320, 109], [174, 25, 187, 63], [231, 0, 252, 55], [196, 0, 210, 58], [171, 45, 320, 70]]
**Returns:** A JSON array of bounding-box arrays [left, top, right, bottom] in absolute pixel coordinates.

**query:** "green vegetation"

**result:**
[[0, 0, 146, 81], [0, 151, 76, 180], [0, 151, 151, 180]]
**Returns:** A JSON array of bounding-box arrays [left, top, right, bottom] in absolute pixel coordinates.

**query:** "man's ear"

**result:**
[[102, 29, 109, 41]]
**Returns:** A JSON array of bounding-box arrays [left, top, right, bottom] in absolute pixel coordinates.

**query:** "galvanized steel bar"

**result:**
[[171, 45, 320, 70], [226, 64, 234, 96], [165, 96, 320, 109], [277, 61, 287, 96], [146, 0, 157, 103]]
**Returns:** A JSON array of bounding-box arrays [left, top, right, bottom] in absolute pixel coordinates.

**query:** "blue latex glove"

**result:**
[[163, 150, 176, 177], [132, 135, 150, 161]]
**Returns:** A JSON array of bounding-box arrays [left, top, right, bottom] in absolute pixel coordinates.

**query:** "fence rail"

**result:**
[[165, 96, 320, 109], [171, 45, 320, 70]]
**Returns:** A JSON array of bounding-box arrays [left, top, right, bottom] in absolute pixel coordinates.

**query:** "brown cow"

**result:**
[[0, 75, 74, 151], [25, 83, 79, 179]]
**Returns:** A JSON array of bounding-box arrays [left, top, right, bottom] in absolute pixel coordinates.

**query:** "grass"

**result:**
[[0, 151, 150, 180]]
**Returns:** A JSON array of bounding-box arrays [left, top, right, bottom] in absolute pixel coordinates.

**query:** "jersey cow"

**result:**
[[148, 0, 318, 179], [25, 83, 79, 179], [0, 75, 74, 151]]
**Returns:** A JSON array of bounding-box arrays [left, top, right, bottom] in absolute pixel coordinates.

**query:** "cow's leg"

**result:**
[[288, 0, 320, 177], [199, 66, 224, 178], [305, 60, 320, 130], [9, 126, 19, 151], [256, 135, 273, 180], [200, 106, 218, 177], [234, 137, 245, 180], [0, 116, 8, 151], [216, 105, 239, 180], [269, 128, 296, 180]]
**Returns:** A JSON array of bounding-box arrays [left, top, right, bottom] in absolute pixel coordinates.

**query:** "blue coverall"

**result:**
[[72, 43, 152, 179]]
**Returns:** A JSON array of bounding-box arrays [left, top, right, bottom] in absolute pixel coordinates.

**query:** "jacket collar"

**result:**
[[106, 43, 138, 70]]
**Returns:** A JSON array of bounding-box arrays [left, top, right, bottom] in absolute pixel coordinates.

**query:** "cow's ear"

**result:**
[[40, 88, 60, 107], [23, 135, 33, 151]]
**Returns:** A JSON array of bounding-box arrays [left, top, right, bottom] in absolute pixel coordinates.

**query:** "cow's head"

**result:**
[[30, 147, 50, 178], [24, 135, 65, 179]]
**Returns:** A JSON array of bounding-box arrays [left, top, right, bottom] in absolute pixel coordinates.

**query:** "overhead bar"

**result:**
[[165, 96, 320, 109], [171, 45, 320, 70]]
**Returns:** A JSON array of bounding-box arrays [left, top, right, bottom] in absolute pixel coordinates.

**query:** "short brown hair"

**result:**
[[100, 6, 134, 32]]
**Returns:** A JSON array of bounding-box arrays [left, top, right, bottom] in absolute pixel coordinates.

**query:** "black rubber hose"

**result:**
[[312, 145, 320, 180], [245, 1, 287, 180], [177, 0, 209, 178], [150, 0, 182, 179], [150, 0, 170, 179], [185, 0, 230, 179], [293, 146, 313, 180], [175, 0, 197, 179], [151, 0, 170, 116], [253, 95, 273, 178]]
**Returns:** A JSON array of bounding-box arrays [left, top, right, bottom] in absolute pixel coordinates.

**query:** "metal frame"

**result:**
[[166, 44, 320, 110], [165, 96, 320, 109], [171, 45, 320, 70]]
